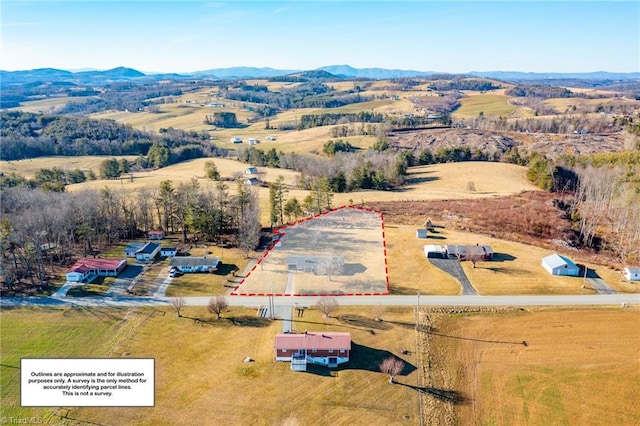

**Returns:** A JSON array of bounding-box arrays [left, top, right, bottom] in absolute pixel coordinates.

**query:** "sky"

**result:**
[[1, 1, 638, 73]]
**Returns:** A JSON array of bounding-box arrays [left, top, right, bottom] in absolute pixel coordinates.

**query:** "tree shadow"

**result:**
[[184, 315, 271, 328], [305, 342, 417, 377], [337, 314, 392, 331], [394, 382, 469, 405], [215, 263, 239, 276]]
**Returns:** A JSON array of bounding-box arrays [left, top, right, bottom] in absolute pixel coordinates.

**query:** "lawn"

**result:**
[[425, 308, 640, 425], [1, 306, 422, 425], [0, 306, 149, 422]]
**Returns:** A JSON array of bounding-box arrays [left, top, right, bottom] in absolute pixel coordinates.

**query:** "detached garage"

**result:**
[[623, 267, 640, 281], [542, 253, 580, 276]]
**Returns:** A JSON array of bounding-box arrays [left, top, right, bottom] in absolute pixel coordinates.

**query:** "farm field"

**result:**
[[0, 155, 139, 179], [7, 96, 100, 114], [452, 93, 521, 118], [424, 308, 640, 425], [0, 306, 421, 425]]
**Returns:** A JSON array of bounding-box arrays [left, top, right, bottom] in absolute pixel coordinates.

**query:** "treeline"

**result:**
[[0, 111, 221, 161], [429, 79, 501, 91], [0, 166, 94, 192], [506, 85, 574, 99], [298, 112, 385, 129], [220, 82, 374, 110], [237, 146, 411, 192], [525, 148, 640, 261], [0, 179, 262, 289], [50, 82, 184, 115]]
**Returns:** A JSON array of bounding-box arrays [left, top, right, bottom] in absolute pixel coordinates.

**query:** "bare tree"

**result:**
[[316, 296, 339, 318], [171, 297, 186, 318], [379, 356, 405, 384], [316, 255, 343, 281], [207, 296, 228, 319]]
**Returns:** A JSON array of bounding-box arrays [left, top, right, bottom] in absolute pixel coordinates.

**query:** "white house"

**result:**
[[245, 167, 258, 175], [135, 242, 160, 262], [542, 253, 580, 276], [169, 256, 220, 273], [245, 177, 259, 186], [275, 332, 351, 371], [160, 247, 178, 258], [623, 267, 640, 281], [230, 137, 242, 144], [248, 138, 258, 145]]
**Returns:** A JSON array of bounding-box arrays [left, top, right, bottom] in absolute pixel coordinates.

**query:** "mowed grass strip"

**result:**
[[16, 306, 421, 425], [429, 309, 640, 425]]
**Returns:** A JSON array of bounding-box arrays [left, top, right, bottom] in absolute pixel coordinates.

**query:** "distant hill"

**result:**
[[191, 67, 298, 79], [317, 65, 435, 79], [469, 71, 640, 81], [1, 67, 150, 85], [2, 66, 639, 86]]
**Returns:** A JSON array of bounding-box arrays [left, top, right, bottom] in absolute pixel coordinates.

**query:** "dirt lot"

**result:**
[[420, 307, 640, 425], [234, 207, 388, 295]]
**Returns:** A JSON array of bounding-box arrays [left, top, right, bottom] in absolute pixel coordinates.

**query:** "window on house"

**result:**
[[281, 349, 287, 353], [339, 350, 345, 353], [329, 349, 334, 353]]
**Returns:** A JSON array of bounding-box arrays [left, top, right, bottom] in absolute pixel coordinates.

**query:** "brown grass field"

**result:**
[[452, 92, 521, 118], [424, 308, 640, 425], [1, 306, 421, 425], [0, 155, 139, 179]]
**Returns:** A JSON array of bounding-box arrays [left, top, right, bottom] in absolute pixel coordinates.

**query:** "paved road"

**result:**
[[2, 293, 638, 308]]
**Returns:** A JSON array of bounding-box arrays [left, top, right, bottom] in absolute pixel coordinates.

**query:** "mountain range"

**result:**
[[2, 65, 639, 85]]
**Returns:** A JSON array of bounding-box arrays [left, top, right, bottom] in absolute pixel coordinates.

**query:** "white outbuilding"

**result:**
[[623, 267, 640, 281], [424, 245, 445, 259], [541, 253, 580, 276]]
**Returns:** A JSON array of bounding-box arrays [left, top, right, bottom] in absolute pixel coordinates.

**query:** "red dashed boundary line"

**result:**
[[231, 205, 390, 296]]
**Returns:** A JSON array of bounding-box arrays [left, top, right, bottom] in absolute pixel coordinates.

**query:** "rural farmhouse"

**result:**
[[542, 253, 580, 276], [623, 267, 640, 281], [444, 244, 494, 261], [66, 258, 127, 283], [147, 229, 165, 240], [169, 256, 220, 273], [275, 332, 351, 371]]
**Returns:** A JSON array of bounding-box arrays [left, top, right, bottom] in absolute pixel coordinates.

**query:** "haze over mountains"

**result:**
[[2, 65, 639, 85]]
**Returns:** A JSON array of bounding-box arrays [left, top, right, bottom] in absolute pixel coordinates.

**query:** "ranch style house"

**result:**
[[275, 332, 351, 372], [66, 258, 127, 283], [168, 256, 220, 273]]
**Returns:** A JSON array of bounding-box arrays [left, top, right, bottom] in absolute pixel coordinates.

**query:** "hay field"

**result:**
[[333, 162, 540, 206], [452, 93, 520, 118], [8, 96, 98, 113], [234, 208, 388, 295], [0, 155, 138, 178], [428, 308, 640, 425], [3, 306, 420, 425]]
